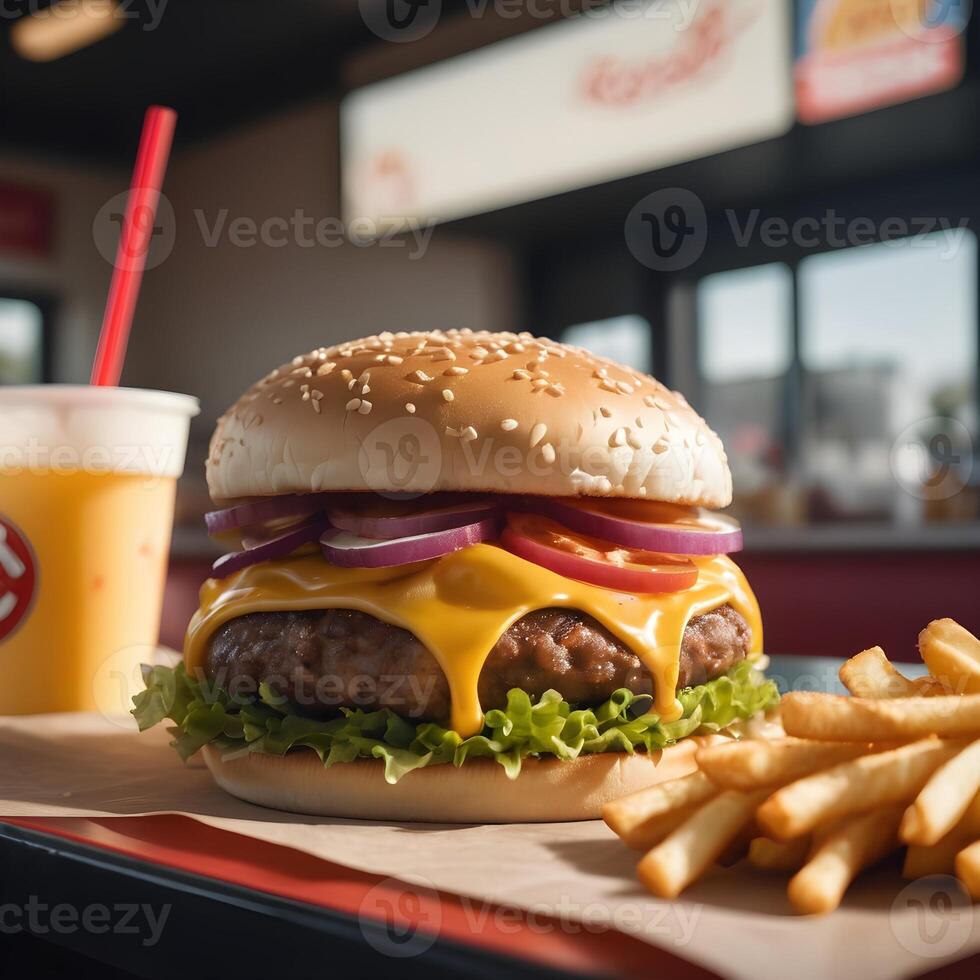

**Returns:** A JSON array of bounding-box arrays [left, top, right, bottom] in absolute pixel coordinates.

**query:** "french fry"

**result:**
[[788, 805, 904, 915], [904, 792, 980, 877], [781, 692, 980, 741], [901, 739, 980, 846], [602, 770, 717, 842], [910, 676, 956, 697], [696, 737, 883, 791], [905, 836, 969, 878], [955, 840, 980, 900], [919, 619, 980, 695], [840, 647, 915, 698], [748, 836, 811, 872], [637, 790, 768, 899], [757, 738, 964, 840], [617, 804, 697, 851]]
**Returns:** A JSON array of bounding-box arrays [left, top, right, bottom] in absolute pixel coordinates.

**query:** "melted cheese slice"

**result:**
[[185, 544, 762, 738]]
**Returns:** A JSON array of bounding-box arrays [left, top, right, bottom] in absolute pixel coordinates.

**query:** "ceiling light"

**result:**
[[11, 0, 124, 63]]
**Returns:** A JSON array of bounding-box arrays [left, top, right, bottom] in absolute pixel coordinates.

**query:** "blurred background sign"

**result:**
[[795, 0, 968, 122], [0, 182, 53, 259], [342, 0, 794, 224]]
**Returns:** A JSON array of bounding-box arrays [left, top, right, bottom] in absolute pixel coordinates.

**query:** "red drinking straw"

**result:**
[[90, 105, 177, 387]]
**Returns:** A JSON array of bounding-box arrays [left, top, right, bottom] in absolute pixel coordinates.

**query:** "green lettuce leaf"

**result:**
[[133, 659, 778, 783]]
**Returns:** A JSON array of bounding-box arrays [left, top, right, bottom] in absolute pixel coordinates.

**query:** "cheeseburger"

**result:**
[[135, 330, 777, 821]]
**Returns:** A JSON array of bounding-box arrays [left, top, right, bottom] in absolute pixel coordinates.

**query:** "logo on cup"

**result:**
[[625, 188, 707, 272], [93, 189, 176, 271], [890, 875, 974, 958], [0, 516, 37, 644], [358, 874, 442, 958], [358, 416, 443, 498], [359, 0, 442, 42]]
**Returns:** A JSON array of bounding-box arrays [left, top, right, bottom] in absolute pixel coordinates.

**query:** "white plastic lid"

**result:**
[[0, 385, 201, 479]]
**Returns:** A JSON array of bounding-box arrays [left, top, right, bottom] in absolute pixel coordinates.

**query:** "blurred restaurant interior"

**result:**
[[0, 0, 977, 660]]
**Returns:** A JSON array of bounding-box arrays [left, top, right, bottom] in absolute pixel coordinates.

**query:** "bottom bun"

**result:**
[[202, 735, 726, 823]]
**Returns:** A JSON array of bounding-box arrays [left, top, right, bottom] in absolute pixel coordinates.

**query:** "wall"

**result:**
[[0, 154, 125, 382], [123, 96, 520, 435]]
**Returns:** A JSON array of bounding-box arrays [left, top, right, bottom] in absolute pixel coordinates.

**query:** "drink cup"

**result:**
[[0, 386, 199, 715]]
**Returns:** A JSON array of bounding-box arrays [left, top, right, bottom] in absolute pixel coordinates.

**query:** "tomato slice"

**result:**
[[500, 513, 698, 594]]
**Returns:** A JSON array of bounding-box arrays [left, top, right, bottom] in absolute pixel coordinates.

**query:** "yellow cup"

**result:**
[[0, 386, 199, 716]]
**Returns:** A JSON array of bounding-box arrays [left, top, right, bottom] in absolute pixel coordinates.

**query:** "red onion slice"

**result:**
[[205, 494, 326, 536], [328, 497, 500, 540], [320, 517, 498, 568], [528, 498, 743, 555], [212, 518, 327, 577]]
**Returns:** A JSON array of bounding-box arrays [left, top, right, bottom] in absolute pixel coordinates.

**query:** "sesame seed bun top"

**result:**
[[206, 330, 732, 507]]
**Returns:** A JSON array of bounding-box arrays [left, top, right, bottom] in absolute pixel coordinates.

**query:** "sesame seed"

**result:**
[[616, 381, 634, 395], [512, 369, 532, 381], [500, 418, 518, 431], [653, 438, 670, 454], [445, 426, 460, 438], [654, 397, 672, 411], [643, 395, 656, 407], [311, 390, 323, 401], [358, 400, 373, 414], [444, 366, 468, 376], [272, 396, 283, 405], [546, 384, 563, 397], [599, 379, 619, 393], [460, 426, 478, 441], [530, 422, 547, 447], [531, 379, 549, 390], [346, 398, 361, 411], [541, 443, 556, 464], [491, 349, 508, 361], [316, 363, 335, 377], [471, 347, 489, 360], [347, 378, 357, 390], [635, 417, 644, 428], [405, 403, 416, 414], [627, 430, 642, 450], [341, 369, 353, 381], [409, 370, 433, 383], [292, 355, 304, 366], [361, 384, 371, 395], [432, 348, 456, 361], [599, 406, 612, 418], [442, 389, 454, 402], [387, 355, 404, 365], [312, 400, 321, 414], [610, 428, 627, 448]]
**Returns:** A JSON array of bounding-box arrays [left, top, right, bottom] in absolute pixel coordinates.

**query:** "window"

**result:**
[[0, 298, 43, 385], [696, 264, 794, 523], [799, 233, 977, 524], [695, 233, 979, 530], [562, 316, 653, 373]]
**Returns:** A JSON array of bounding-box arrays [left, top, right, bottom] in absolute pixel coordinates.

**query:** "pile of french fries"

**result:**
[[603, 618, 980, 914]]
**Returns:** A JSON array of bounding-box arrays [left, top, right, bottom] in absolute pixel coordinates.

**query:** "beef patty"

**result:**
[[203, 605, 751, 722]]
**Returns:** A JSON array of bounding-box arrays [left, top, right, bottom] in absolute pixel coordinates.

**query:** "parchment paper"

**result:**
[[1, 712, 977, 980]]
